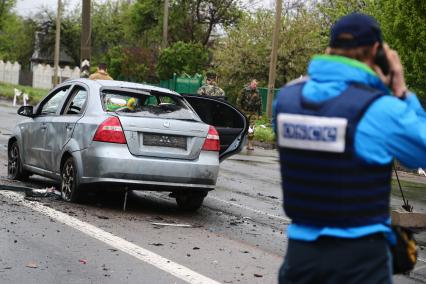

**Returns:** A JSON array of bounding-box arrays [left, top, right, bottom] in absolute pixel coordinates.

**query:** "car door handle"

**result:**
[[66, 124, 73, 131], [41, 124, 47, 130]]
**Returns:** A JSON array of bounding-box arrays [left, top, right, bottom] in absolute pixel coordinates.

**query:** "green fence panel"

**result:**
[[175, 74, 203, 94], [157, 74, 202, 94], [258, 87, 280, 114]]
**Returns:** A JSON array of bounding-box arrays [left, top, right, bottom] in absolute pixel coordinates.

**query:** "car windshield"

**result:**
[[101, 89, 200, 121]]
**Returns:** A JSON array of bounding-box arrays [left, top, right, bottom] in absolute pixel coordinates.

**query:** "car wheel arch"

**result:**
[[60, 152, 73, 173], [8, 137, 23, 164]]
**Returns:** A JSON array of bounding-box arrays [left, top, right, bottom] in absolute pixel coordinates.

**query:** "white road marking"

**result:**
[[0, 191, 220, 284], [207, 195, 291, 223], [418, 258, 426, 263]]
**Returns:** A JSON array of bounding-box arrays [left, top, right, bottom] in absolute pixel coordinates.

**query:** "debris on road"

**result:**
[[149, 243, 164, 246], [193, 247, 200, 250], [25, 187, 61, 199], [267, 195, 278, 199], [254, 273, 263, 278], [25, 262, 38, 269], [79, 259, 88, 264], [97, 215, 109, 220], [150, 222, 192, 228]]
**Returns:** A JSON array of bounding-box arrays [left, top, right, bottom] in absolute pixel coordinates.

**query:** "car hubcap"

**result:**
[[8, 145, 18, 178], [62, 162, 74, 201]]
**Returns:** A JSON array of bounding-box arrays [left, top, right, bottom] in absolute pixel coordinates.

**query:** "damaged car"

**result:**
[[8, 79, 248, 211]]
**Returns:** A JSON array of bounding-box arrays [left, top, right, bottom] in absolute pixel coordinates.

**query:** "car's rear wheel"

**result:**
[[61, 157, 80, 202], [8, 141, 30, 180], [175, 190, 207, 212]]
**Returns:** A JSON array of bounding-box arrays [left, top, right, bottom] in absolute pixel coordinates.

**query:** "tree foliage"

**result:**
[[128, 0, 243, 46], [106, 46, 157, 82], [375, 0, 426, 99], [0, 0, 424, 104], [214, 8, 323, 103], [0, 0, 35, 67], [156, 41, 209, 80]]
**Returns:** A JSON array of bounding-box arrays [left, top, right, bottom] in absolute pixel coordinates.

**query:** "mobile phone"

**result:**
[[374, 45, 390, 76]]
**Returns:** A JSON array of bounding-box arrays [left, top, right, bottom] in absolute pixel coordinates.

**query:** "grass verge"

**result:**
[[0, 82, 47, 105]]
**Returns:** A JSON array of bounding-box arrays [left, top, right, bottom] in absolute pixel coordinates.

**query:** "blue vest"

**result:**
[[276, 81, 392, 227]]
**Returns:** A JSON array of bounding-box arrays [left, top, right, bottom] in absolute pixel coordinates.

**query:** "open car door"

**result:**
[[182, 94, 248, 162]]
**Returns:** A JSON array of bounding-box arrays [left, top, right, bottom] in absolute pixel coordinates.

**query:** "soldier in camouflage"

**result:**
[[238, 79, 262, 150], [197, 71, 225, 97], [238, 79, 262, 118]]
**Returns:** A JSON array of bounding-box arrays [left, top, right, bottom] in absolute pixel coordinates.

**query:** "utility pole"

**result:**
[[266, 0, 282, 118], [162, 0, 169, 49], [53, 0, 62, 86], [81, 0, 91, 77]]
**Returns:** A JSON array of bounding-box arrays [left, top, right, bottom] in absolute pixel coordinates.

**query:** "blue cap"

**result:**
[[329, 13, 383, 49]]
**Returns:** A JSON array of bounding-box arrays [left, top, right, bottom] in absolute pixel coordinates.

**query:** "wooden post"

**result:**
[[266, 0, 282, 118], [162, 0, 169, 49], [81, 0, 91, 77], [53, 0, 61, 86]]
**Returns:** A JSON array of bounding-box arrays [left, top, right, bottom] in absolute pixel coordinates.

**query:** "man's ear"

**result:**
[[371, 42, 380, 58]]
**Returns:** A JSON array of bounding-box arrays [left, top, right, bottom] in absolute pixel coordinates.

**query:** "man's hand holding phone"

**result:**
[[373, 44, 408, 98]]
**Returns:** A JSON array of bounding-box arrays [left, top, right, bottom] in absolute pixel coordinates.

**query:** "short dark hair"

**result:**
[[98, 63, 108, 70], [206, 71, 217, 80]]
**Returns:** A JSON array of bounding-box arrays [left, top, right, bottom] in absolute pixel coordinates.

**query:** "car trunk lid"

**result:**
[[119, 115, 209, 160]]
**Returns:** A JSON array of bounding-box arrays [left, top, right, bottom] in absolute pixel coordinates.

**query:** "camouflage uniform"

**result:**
[[197, 83, 225, 97], [237, 85, 262, 122]]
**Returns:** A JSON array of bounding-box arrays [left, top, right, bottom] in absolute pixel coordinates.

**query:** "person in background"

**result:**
[[197, 71, 225, 97], [238, 79, 262, 150], [89, 63, 113, 80], [238, 79, 261, 117], [273, 13, 426, 283]]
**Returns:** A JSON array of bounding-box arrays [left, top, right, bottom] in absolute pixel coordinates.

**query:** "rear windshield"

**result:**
[[101, 89, 200, 121]]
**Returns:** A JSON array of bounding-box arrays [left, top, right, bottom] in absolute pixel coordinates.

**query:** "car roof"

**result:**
[[66, 78, 181, 97]]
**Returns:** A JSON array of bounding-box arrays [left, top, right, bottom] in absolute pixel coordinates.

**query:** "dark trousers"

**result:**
[[279, 235, 392, 284]]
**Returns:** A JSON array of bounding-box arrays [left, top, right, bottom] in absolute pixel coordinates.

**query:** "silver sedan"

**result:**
[[8, 79, 248, 211]]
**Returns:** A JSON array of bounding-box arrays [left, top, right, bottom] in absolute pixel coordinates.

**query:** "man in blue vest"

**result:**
[[273, 13, 426, 283]]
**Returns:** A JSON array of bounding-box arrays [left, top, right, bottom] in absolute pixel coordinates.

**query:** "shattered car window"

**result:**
[[101, 90, 200, 121]]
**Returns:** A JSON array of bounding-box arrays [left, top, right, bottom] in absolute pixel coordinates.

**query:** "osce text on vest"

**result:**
[[283, 123, 338, 142]]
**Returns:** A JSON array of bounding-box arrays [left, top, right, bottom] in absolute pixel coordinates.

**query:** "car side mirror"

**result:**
[[17, 105, 34, 117]]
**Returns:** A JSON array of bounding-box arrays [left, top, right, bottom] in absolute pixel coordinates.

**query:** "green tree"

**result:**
[[213, 9, 323, 103], [156, 41, 209, 79], [127, 0, 243, 46], [375, 0, 426, 100], [92, 1, 131, 60], [106, 46, 156, 82], [0, 1, 35, 67], [0, 0, 16, 29]]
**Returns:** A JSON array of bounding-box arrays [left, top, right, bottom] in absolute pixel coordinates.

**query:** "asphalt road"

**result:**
[[0, 101, 425, 283]]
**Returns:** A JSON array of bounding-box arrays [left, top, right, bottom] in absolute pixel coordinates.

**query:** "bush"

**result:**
[[253, 125, 275, 142], [157, 42, 209, 80]]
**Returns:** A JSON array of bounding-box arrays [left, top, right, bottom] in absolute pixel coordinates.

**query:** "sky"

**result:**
[[15, 0, 274, 16]]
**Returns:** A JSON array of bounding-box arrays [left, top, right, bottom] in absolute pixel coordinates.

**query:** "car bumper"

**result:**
[[78, 142, 219, 189]]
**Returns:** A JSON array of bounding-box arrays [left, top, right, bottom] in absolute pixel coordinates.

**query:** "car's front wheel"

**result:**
[[8, 141, 30, 180], [175, 190, 207, 212], [61, 157, 80, 202]]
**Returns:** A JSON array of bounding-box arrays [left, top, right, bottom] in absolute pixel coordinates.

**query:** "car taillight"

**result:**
[[202, 126, 220, 151], [93, 116, 127, 144]]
